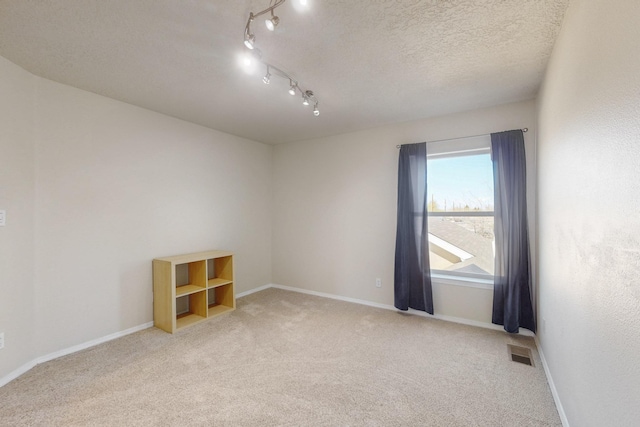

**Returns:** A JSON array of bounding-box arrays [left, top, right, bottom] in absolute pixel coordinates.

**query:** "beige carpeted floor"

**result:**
[[0, 288, 561, 426]]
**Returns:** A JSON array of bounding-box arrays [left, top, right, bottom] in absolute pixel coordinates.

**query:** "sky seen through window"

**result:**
[[427, 154, 494, 211]]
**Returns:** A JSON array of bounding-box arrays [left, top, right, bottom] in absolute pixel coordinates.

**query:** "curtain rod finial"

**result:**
[[523, 128, 528, 132]]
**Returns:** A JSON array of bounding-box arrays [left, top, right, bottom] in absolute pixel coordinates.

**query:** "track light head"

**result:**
[[288, 80, 297, 95], [244, 13, 256, 49], [265, 15, 280, 31], [313, 103, 320, 116], [244, 33, 255, 49], [302, 90, 313, 106], [263, 69, 271, 84]]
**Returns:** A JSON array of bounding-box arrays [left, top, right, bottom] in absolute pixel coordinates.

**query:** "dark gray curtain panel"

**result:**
[[491, 130, 536, 333], [394, 142, 433, 314]]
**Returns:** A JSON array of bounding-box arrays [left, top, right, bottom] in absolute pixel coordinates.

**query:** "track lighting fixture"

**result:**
[[242, 0, 320, 117]]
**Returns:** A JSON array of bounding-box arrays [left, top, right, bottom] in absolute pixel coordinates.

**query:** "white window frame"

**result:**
[[426, 135, 495, 288]]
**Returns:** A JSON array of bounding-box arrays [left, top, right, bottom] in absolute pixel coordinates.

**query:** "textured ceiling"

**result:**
[[0, 0, 569, 144]]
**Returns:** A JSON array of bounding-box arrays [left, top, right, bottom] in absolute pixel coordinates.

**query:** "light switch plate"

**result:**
[[0, 210, 5, 226]]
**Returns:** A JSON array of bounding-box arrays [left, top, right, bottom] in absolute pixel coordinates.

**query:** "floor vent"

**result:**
[[507, 344, 534, 366]]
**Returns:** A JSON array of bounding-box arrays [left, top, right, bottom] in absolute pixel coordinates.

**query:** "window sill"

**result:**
[[430, 273, 494, 290]]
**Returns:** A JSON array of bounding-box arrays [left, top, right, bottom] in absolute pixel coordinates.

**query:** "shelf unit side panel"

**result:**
[[153, 259, 175, 333]]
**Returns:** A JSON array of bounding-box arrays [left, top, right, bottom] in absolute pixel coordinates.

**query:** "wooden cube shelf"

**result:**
[[153, 250, 235, 333]]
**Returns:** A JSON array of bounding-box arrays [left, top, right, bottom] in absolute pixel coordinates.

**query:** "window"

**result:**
[[426, 136, 494, 280]]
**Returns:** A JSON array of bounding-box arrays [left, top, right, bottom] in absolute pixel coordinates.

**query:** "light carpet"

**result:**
[[0, 288, 561, 426]]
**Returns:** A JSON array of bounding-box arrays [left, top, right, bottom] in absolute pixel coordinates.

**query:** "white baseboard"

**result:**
[[1, 283, 276, 388], [2, 283, 539, 389], [236, 283, 273, 299], [0, 360, 38, 389], [535, 336, 570, 427], [270, 283, 395, 311], [1, 284, 278, 387], [0, 321, 153, 388], [265, 283, 532, 335]]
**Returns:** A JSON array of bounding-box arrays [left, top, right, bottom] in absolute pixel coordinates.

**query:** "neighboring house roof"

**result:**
[[427, 217, 494, 275]]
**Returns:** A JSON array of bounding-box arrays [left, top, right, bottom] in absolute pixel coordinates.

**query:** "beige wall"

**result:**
[[1, 61, 273, 376], [0, 57, 37, 378], [273, 100, 537, 325], [537, 0, 640, 425]]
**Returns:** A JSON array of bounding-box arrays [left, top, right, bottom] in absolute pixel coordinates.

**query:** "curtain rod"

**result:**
[[396, 128, 528, 149]]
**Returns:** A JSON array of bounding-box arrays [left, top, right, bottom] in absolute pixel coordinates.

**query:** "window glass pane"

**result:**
[[427, 154, 493, 212], [427, 153, 494, 277]]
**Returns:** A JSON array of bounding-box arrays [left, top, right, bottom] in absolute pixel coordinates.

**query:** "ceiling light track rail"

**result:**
[[243, 0, 319, 116], [246, 0, 286, 22]]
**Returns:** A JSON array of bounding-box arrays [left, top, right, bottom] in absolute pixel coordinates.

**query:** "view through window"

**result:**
[[427, 150, 494, 278]]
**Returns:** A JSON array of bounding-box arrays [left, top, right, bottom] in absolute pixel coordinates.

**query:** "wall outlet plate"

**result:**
[[0, 210, 5, 226], [0, 332, 4, 349], [375, 278, 382, 288]]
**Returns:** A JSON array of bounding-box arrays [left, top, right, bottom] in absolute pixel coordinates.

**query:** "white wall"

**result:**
[[0, 57, 37, 378], [273, 100, 536, 325], [537, 0, 640, 425], [0, 60, 273, 376]]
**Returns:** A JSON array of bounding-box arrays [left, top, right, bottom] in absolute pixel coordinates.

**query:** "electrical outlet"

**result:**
[[0, 333, 4, 349], [0, 210, 6, 226], [375, 278, 382, 288]]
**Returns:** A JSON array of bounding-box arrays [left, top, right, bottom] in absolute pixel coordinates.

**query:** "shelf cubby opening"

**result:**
[[175, 290, 207, 330], [207, 256, 233, 280], [207, 283, 234, 317], [175, 260, 207, 297]]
